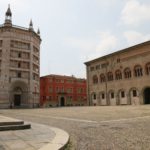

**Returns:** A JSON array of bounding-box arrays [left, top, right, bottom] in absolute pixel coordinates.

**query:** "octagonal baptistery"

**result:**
[[0, 6, 41, 108]]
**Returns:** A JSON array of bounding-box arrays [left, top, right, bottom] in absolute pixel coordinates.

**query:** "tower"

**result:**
[[0, 6, 41, 108], [29, 19, 34, 31], [4, 4, 12, 26]]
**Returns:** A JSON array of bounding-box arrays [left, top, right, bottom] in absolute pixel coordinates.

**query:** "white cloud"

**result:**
[[96, 31, 118, 54], [63, 37, 96, 51], [63, 32, 119, 62], [124, 30, 150, 45], [86, 31, 119, 61], [96, 0, 118, 7], [121, 0, 150, 26]]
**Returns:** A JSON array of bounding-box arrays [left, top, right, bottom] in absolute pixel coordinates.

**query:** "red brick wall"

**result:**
[[40, 75, 87, 106]]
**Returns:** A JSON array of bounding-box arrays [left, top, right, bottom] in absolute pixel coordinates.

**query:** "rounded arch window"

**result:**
[[134, 65, 143, 77], [145, 62, 150, 75], [109, 90, 114, 99], [93, 75, 98, 84], [100, 73, 106, 83], [107, 72, 113, 81], [124, 68, 131, 79], [115, 70, 122, 80]]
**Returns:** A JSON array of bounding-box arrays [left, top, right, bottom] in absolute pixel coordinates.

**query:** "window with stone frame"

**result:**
[[100, 73, 106, 83], [78, 88, 83, 94], [96, 65, 100, 70], [18, 52, 21, 58], [90, 66, 95, 71], [115, 70, 122, 80], [134, 65, 143, 77], [67, 88, 73, 93], [124, 68, 132, 79], [18, 62, 21, 68], [117, 58, 120, 63], [17, 72, 21, 78], [145, 62, 150, 75], [93, 75, 98, 84], [101, 62, 109, 68], [107, 72, 113, 81], [49, 87, 53, 93]]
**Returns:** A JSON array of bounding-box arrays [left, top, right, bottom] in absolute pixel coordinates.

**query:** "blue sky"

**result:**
[[0, 0, 150, 78]]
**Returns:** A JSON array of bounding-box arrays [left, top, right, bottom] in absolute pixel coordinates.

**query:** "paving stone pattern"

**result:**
[[0, 123, 55, 150], [1, 106, 150, 150]]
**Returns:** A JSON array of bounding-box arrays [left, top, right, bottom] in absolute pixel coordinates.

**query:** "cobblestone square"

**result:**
[[1, 106, 150, 150]]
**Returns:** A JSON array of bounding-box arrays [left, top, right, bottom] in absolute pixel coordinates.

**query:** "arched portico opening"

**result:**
[[118, 89, 127, 105], [129, 87, 140, 105], [10, 81, 28, 108], [144, 88, 150, 104], [91, 92, 97, 106], [108, 90, 116, 105]]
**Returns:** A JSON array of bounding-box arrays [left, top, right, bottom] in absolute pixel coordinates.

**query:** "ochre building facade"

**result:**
[[40, 75, 87, 107], [85, 41, 150, 106], [0, 6, 41, 108]]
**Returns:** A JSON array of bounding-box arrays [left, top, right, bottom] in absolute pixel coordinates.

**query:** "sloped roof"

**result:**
[[84, 40, 150, 65]]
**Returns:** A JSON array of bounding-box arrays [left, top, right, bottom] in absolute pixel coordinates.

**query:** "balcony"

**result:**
[[10, 77, 29, 83]]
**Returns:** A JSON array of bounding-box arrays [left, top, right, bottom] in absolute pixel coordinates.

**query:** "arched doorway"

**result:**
[[60, 97, 65, 106], [10, 81, 28, 108], [144, 88, 150, 104], [14, 87, 22, 106]]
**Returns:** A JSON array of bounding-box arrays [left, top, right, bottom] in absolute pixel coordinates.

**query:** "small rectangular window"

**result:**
[[17, 72, 21, 78], [117, 58, 120, 63], [90, 67, 95, 71], [101, 62, 109, 68], [96, 65, 100, 70], [18, 62, 21, 68], [18, 52, 21, 58]]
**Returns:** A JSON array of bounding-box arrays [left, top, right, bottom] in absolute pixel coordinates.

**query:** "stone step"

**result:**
[[0, 124, 31, 131], [0, 120, 24, 126]]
